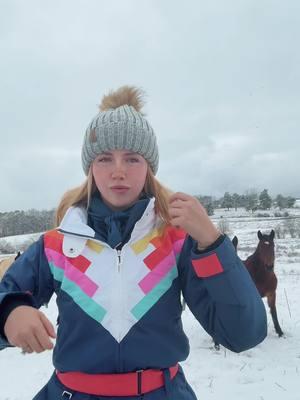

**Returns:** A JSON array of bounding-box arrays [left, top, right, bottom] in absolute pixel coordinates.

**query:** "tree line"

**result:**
[[0, 209, 55, 238], [0, 189, 297, 238], [196, 189, 296, 215]]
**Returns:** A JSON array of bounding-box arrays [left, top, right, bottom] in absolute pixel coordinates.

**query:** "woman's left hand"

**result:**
[[168, 192, 221, 249]]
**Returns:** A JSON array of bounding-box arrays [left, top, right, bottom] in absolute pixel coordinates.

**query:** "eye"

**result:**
[[127, 157, 140, 163], [97, 156, 111, 162]]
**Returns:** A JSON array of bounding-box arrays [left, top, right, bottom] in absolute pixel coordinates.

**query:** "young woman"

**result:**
[[0, 86, 267, 399]]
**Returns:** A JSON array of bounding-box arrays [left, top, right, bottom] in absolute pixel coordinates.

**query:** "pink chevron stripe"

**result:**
[[173, 238, 185, 254], [140, 251, 176, 294], [45, 248, 98, 297]]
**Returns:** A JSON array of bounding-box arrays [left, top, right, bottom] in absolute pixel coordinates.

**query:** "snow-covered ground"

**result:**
[[0, 208, 299, 400]]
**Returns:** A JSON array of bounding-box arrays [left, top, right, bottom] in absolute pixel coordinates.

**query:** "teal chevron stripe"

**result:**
[[49, 262, 106, 322], [49, 261, 64, 281], [132, 266, 178, 320]]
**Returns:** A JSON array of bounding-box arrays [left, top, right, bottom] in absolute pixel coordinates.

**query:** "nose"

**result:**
[[111, 160, 126, 179]]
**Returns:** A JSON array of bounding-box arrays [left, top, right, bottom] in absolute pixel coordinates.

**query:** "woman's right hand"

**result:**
[[4, 305, 56, 353]]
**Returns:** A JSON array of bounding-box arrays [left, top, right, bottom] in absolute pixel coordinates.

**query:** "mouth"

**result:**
[[110, 186, 130, 193]]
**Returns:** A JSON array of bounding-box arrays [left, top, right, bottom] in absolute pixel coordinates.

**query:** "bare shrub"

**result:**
[[274, 224, 285, 239], [217, 218, 231, 235], [19, 238, 36, 252], [274, 212, 283, 217], [296, 220, 300, 238], [283, 219, 297, 238], [0, 239, 16, 254]]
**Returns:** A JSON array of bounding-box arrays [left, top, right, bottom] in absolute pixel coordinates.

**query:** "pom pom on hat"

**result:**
[[100, 86, 145, 113]]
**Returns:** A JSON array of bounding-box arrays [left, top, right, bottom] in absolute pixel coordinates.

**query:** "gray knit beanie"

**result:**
[[81, 86, 159, 176]]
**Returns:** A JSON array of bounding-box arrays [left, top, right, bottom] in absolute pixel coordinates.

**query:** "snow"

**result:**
[[0, 209, 299, 400], [0, 233, 41, 247]]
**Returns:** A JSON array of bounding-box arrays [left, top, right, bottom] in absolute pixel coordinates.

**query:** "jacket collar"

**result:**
[[58, 197, 157, 242]]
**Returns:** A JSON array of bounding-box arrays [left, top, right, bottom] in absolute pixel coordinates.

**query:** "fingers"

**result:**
[[168, 195, 188, 217], [169, 207, 185, 228], [169, 193, 206, 214], [5, 306, 55, 354], [168, 193, 218, 244], [169, 192, 199, 212], [169, 200, 184, 210], [168, 194, 189, 227], [30, 312, 55, 351], [169, 216, 183, 229], [21, 345, 33, 354], [26, 334, 45, 353], [39, 312, 57, 339], [169, 192, 191, 204], [169, 205, 182, 218], [17, 320, 54, 353]]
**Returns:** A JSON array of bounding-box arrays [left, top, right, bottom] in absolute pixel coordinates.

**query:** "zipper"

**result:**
[[116, 247, 123, 371], [115, 247, 124, 344], [117, 249, 122, 272]]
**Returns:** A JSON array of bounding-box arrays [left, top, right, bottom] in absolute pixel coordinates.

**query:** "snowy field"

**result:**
[[0, 207, 299, 400]]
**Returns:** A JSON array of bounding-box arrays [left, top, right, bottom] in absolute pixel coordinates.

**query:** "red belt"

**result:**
[[56, 364, 179, 396]]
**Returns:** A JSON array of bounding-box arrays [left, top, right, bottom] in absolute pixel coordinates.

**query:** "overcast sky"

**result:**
[[1, 0, 299, 212]]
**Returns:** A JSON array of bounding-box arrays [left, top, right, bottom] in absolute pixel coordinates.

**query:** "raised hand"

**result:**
[[168, 192, 221, 249]]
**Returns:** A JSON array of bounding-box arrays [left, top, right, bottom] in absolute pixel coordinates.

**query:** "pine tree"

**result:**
[[286, 196, 296, 208], [232, 193, 240, 211], [259, 189, 272, 209], [221, 192, 233, 210], [245, 190, 259, 212], [275, 194, 286, 210]]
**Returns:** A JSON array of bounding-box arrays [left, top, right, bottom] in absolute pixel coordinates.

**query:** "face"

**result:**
[[92, 150, 148, 211]]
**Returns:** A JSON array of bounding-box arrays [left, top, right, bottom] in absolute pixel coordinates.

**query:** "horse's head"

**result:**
[[257, 229, 275, 269]]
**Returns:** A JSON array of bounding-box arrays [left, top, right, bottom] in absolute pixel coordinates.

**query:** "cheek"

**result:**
[[92, 166, 107, 189], [134, 166, 148, 187]]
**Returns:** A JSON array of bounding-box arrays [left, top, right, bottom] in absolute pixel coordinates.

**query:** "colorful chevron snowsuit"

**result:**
[[0, 198, 267, 399]]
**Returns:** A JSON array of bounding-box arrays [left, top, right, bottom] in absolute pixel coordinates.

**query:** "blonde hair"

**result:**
[[54, 165, 173, 227]]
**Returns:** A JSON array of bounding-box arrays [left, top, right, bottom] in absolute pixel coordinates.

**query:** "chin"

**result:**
[[109, 199, 135, 211]]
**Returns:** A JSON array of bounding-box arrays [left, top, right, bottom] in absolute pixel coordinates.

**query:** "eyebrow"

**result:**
[[100, 152, 140, 156]]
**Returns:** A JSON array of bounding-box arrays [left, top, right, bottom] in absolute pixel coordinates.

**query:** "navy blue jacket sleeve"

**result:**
[[0, 236, 54, 349], [178, 234, 267, 353]]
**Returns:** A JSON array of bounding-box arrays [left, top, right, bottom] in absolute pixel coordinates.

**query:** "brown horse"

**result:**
[[0, 252, 21, 280], [213, 231, 283, 350], [243, 229, 283, 337]]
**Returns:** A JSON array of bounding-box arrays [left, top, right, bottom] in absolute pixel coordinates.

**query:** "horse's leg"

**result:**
[[213, 339, 220, 351], [267, 291, 284, 337]]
